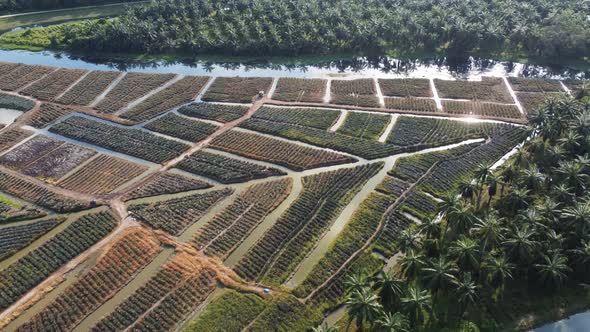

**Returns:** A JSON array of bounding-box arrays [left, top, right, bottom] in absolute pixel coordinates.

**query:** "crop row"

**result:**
[[252, 106, 340, 130], [123, 172, 211, 201], [49, 115, 190, 163], [91, 254, 217, 332], [563, 79, 587, 94], [388, 142, 480, 182], [129, 188, 232, 235], [442, 100, 522, 119], [0, 217, 64, 261], [178, 102, 248, 123], [434, 77, 513, 103], [375, 176, 411, 199], [211, 130, 356, 171], [515, 92, 561, 114], [337, 111, 390, 140], [58, 154, 148, 195], [0, 210, 117, 311], [272, 78, 327, 102], [176, 150, 285, 184], [420, 127, 527, 196], [373, 209, 417, 257], [144, 113, 219, 142], [0, 135, 96, 182], [0, 128, 32, 153], [14, 228, 161, 332], [21, 68, 87, 101], [0, 196, 45, 224], [400, 191, 438, 219], [330, 79, 379, 107], [56, 71, 121, 106], [294, 192, 394, 298], [383, 97, 438, 112], [378, 78, 432, 97], [94, 72, 176, 113], [240, 118, 397, 159], [508, 77, 563, 93], [234, 163, 383, 284], [0, 92, 35, 111], [0, 64, 55, 91], [386, 116, 510, 147], [202, 77, 273, 103], [121, 75, 209, 123], [25, 102, 75, 128], [0, 62, 21, 76], [0, 169, 92, 212], [192, 178, 292, 259]]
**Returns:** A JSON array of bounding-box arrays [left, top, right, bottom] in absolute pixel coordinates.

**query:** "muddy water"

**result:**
[[72, 247, 175, 332], [0, 108, 23, 125]]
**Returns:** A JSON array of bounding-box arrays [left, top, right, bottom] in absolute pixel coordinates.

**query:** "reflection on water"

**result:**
[[0, 108, 23, 125], [534, 311, 590, 332], [0, 49, 588, 79]]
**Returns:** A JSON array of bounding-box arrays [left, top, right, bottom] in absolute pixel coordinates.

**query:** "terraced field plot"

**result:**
[[0, 61, 548, 332]]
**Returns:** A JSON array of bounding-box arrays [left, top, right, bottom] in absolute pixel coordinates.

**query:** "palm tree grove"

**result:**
[[0, 0, 587, 331]]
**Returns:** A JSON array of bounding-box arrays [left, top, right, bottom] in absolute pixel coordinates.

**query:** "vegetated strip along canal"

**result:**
[[0, 49, 588, 79]]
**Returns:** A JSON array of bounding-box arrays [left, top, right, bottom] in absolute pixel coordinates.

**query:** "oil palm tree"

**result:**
[[346, 287, 383, 331], [446, 202, 476, 237], [421, 256, 458, 295], [449, 236, 480, 271], [373, 271, 405, 311], [399, 250, 426, 280], [376, 312, 410, 332], [484, 255, 514, 290], [471, 213, 505, 253], [454, 273, 479, 318], [502, 225, 539, 264], [555, 160, 588, 194], [400, 286, 432, 326], [398, 230, 420, 254], [533, 253, 571, 288], [345, 270, 371, 294], [561, 200, 590, 235], [519, 164, 545, 191]]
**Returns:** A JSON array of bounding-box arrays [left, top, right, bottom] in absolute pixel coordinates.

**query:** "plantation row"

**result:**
[[176, 151, 285, 184], [337, 112, 390, 141], [516, 92, 562, 114], [240, 118, 399, 159], [378, 78, 432, 98], [272, 78, 327, 103], [58, 154, 148, 195], [14, 228, 161, 332], [21, 68, 87, 101], [0, 93, 34, 111], [0, 128, 31, 153], [202, 77, 273, 103], [372, 209, 417, 258], [253, 106, 340, 130], [123, 172, 211, 201], [129, 188, 233, 235], [121, 75, 209, 123], [0, 217, 64, 261], [0, 211, 117, 311], [144, 113, 219, 142], [49, 116, 190, 163], [94, 73, 175, 113], [211, 130, 356, 171], [0, 170, 92, 212], [329, 78, 380, 107], [442, 100, 522, 119], [294, 192, 394, 298], [178, 102, 248, 123], [434, 77, 513, 103], [0, 135, 96, 182], [92, 254, 218, 332], [383, 97, 438, 113], [234, 163, 383, 284], [400, 190, 438, 219], [57, 71, 120, 106], [0, 64, 54, 92], [508, 77, 563, 93], [25, 103, 76, 128], [375, 176, 411, 199], [386, 116, 510, 147], [420, 126, 527, 196], [192, 178, 292, 259], [0, 197, 45, 224]]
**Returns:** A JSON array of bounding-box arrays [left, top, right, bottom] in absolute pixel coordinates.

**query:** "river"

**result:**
[[0, 49, 588, 79], [533, 311, 590, 332]]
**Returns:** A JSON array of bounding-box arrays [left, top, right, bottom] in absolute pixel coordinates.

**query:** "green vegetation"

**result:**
[[334, 93, 590, 331], [0, 0, 142, 16], [184, 290, 267, 332], [2, 0, 588, 62]]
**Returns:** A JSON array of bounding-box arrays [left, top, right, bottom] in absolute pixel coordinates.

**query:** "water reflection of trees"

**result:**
[[65, 52, 589, 79]]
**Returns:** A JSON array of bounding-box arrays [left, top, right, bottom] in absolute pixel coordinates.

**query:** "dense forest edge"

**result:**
[[0, 0, 588, 64], [0, 0, 142, 15], [328, 90, 590, 331]]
